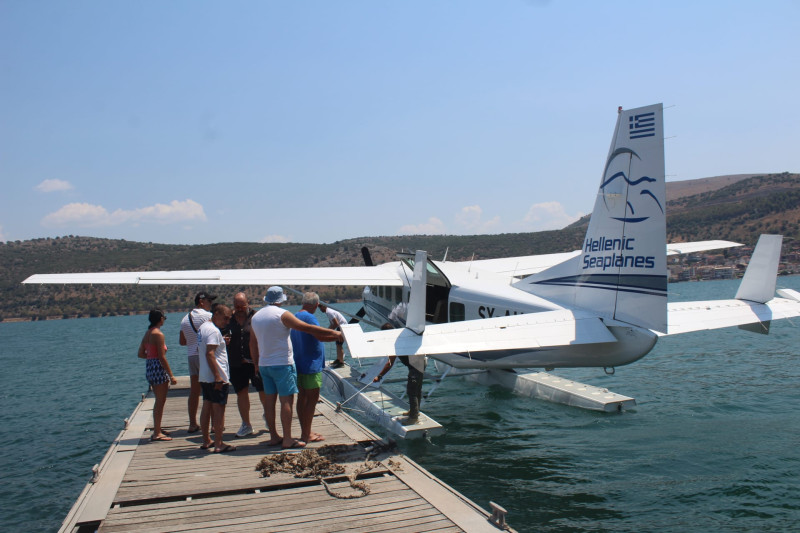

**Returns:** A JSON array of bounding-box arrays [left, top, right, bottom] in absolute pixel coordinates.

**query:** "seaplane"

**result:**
[[23, 103, 800, 439]]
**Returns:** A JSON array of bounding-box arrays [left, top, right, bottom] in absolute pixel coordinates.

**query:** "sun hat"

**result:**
[[264, 286, 288, 305]]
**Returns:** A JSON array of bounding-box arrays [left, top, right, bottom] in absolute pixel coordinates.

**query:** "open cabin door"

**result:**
[[398, 252, 452, 324]]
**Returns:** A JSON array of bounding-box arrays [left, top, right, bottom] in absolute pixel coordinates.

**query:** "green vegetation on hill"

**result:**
[[666, 173, 800, 242], [2, 173, 798, 321]]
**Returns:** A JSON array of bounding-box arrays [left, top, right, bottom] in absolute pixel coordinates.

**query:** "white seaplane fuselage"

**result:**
[[360, 257, 658, 370]]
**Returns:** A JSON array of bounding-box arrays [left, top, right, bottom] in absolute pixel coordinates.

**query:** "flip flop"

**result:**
[[151, 435, 172, 441], [200, 443, 213, 450], [281, 439, 307, 450], [308, 434, 325, 442], [187, 425, 200, 434], [265, 437, 283, 446], [214, 444, 237, 453]]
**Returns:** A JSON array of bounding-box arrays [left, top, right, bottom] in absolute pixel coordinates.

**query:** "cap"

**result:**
[[264, 286, 288, 305], [195, 291, 218, 305]]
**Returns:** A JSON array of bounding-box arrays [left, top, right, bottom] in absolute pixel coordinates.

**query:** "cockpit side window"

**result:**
[[449, 302, 465, 322]]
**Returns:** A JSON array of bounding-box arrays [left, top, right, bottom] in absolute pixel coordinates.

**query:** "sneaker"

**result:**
[[236, 423, 254, 438], [330, 360, 344, 369]]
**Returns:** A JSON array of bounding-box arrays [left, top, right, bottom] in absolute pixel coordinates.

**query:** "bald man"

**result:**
[[223, 292, 269, 438]]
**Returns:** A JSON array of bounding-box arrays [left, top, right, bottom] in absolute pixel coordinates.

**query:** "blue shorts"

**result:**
[[259, 365, 298, 397]]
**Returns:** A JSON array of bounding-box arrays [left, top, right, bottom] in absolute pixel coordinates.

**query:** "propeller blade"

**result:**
[[361, 246, 374, 267]]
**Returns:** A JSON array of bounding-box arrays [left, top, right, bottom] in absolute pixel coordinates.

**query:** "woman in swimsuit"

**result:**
[[138, 309, 178, 441]]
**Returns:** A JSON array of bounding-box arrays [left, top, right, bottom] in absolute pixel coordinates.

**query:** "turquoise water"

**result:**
[[1, 277, 799, 532]]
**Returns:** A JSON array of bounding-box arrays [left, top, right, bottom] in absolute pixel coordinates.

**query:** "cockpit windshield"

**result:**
[[398, 253, 451, 288]]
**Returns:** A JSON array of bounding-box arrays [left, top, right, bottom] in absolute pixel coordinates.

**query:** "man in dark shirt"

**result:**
[[223, 292, 269, 437]]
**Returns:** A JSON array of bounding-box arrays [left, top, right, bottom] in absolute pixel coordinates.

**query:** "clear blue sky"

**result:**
[[1, 1, 797, 245]]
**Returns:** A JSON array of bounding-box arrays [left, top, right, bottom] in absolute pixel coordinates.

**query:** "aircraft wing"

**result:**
[[341, 309, 618, 358], [460, 251, 580, 277], [665, 240, 742, 256], [465, 240, 741, 277], [662, 290, 800, 336], [21, 264, 404, 286]]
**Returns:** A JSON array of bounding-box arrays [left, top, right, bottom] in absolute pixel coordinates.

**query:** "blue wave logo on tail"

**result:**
[[601, 148, 663, 223]]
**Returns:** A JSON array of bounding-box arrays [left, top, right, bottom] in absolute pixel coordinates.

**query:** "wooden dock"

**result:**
[[61, 377, 513, 532]]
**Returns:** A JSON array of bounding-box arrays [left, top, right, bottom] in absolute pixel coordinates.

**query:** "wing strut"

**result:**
[[405, 250, 427, 334]]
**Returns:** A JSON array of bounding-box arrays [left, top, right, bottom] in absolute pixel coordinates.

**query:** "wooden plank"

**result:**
[[62, 377, 513, 533], [102, 488, 428, 531], [101, 476, 405, 522]]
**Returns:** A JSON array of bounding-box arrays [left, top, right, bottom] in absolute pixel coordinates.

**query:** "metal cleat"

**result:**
[[489, 501, 508, 529]]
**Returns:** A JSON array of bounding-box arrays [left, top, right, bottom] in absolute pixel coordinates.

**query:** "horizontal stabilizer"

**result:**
[[662, 297, 800, 336], [777, 288, 800, 302], [341, 310, 617, 358]]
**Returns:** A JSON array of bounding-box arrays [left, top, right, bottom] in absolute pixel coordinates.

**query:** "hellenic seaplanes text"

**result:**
[[582, 237, 655, 270]]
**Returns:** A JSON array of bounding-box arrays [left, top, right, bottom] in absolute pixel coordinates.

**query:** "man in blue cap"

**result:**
[[250, 286, 343, 449]]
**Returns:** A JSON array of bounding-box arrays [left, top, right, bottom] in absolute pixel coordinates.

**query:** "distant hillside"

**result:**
[[666, 172, 800, 242], [568, 172, 800, 241], [2, 172, 798, 321], [666, 174, 758, 201], [1, 230, 585, 321]]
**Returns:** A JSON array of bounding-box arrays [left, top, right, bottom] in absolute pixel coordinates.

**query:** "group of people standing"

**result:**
[[138, 288, 344, 453]]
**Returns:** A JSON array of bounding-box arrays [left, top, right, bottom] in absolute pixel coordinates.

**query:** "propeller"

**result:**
[[350, 246, 373, 324], [361, 246, 374, 267]]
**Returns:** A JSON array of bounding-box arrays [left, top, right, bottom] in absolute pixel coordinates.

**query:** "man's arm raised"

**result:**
[[281, 312, 343, 342]]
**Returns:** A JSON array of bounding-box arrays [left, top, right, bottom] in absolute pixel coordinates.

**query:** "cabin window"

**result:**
[[449, 302, 465, 322]]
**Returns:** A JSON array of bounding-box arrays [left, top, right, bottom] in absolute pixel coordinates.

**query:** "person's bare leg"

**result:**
[[280, 394, 302, 448], [237, 388, 251, 427], [212, 403, 227, 450], [302, 388, 322, 441], [264, 393, 282, 445], [188, 374, 201, 431], [200, 400, 212, 448], [152, 383, 171, 440], [257, 391, 269, 429], [297, 388, 310, 441]]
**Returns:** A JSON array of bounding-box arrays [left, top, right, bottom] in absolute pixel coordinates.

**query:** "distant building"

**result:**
[[713, 266, 735, 279]]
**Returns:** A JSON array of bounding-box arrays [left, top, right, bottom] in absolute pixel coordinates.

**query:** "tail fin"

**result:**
[[735, 234, 782, 303], [516, 103, 668, 332]]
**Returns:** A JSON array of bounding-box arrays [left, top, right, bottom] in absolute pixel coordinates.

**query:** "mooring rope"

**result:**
[[255, 444, 388, 499]]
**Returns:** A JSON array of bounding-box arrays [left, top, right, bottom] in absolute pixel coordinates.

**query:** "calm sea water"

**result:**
[[1, 277, 799, 532]]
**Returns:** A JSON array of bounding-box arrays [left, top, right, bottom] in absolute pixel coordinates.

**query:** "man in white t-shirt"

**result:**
[[198, 304, 235, 453], [179, 291, 215, 433], [250, 286, 343, 449], [318, 302, 348, 368]]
